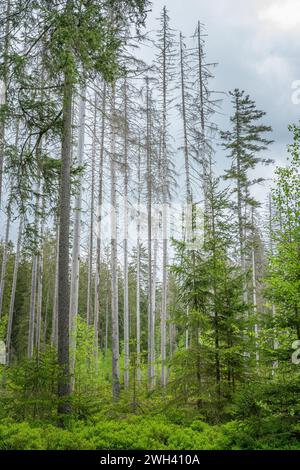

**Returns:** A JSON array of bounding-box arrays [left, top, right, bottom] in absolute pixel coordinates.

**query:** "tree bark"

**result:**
[[36, 195, 45, 354], [57, 69, 73, 415], [0, 0, 11, 209], [251, 207, 259, 363], [0, 211, 10, 319], [123, 79, 130, 388], [94, 82, 106, 354], [110, 84, 120, 399], [136, 137, 141, 384], [160, 8, 169, 386], [180, 33, 192, 206], [87, 91, 97, 326], [69, 86, 86, 388], [146, 78, 155, 389], [6, 216, 23, 364], [51, 220, 59, 348]]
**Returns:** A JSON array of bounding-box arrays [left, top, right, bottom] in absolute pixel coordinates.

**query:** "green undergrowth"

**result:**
[[0, 413, 300, 450]]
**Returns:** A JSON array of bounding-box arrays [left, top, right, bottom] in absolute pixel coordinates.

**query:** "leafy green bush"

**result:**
[[0, 416, 223, 450], [0, 421, 45, 450], [0, 413, 299, 450]]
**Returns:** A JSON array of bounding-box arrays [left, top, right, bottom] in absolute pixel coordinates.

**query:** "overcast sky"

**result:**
[[2, 1, 300, 242], [144, 0, 300, 201]]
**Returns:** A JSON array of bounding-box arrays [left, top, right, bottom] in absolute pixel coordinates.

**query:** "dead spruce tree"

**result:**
[[69, 86, 87, 386], [94, 81, 107, 355], [154, 6, 177, 386]]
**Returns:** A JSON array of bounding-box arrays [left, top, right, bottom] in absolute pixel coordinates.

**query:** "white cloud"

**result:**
[[258, 0, 300, 30], [256, 56, 292, 82]]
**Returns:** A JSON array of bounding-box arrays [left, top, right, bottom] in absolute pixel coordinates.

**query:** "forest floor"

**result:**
[[0, 412, 299, 450]]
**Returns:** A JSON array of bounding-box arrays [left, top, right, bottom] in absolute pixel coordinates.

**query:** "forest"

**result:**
[[0, 0, 300, 452]]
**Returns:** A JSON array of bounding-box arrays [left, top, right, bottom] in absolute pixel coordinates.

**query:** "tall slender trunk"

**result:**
[[269, 194, 278, 370], [69, 86, 86, 386], [152, 223, 158, 338], [180, 33, 192, 206], [180, 32, 193, 355], [161, 219, 167, 386], [152, 214, 158, 381], [0, 120, 19, 318], [0, 0, 11, 209], [57, 68, 73, 414], [146, 79, 155, 389], [123, 79, 130, 388], [51, 220, 59, 348], [87, 92, 97, 326], [105, 266, 109, 355], [6, 216, 23, 364], [251, 207, 259, 363], [235, 95, 248, 304], [36, 194, 46, 354], [110, 85, 120, 399], [28, 55, 46, 359], [136, 138, 141, 384], [196, 21, 208, 211], [181, 210, 189, 350], [210, 186, 221, 396], [160, 6, 169, 387], [0, 210, 10, 318], [94, 83, 106, 354], [28, 150, 42, 360], [28, 250, 38, 359], [44, 288, 50, 348]]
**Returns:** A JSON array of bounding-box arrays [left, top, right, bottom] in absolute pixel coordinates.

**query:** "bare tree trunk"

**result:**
[[57, 68, 73, 415], [105, 266, 109, 355], [0, 211, 10, 318], [180, 210, 189, 350], [6, 216, 23, 364], [146, 78, 155, 389], [44, 288, 49, 348], [152, 213, 158, 380], [69, 86, 86, 387], [180, 32, 193, 356], [0, 0, 11, 209], [160, 6, 169, 388], [269, 194, 278, 370], [196, 21, 208, 209], [28, 62, 46, 358], [51, 220, 59, 348], [0, 120, 19, 319], [123, 79, 130, 388], [161, 207, 168, 386], [87, 91, 97, 326], [28, 137, 43, 359], [242, 190, 249, 304], [180, 33, 192, 206], [36, 195, 46, 354], [28, 176, 41, 359], [136, 138, 141, 384], [28, 251, 38, 359], [251, 207, 259, 363], [152, 224, 158, 341], [94, 82, 106, 354], [110, 85, 120, 399]]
